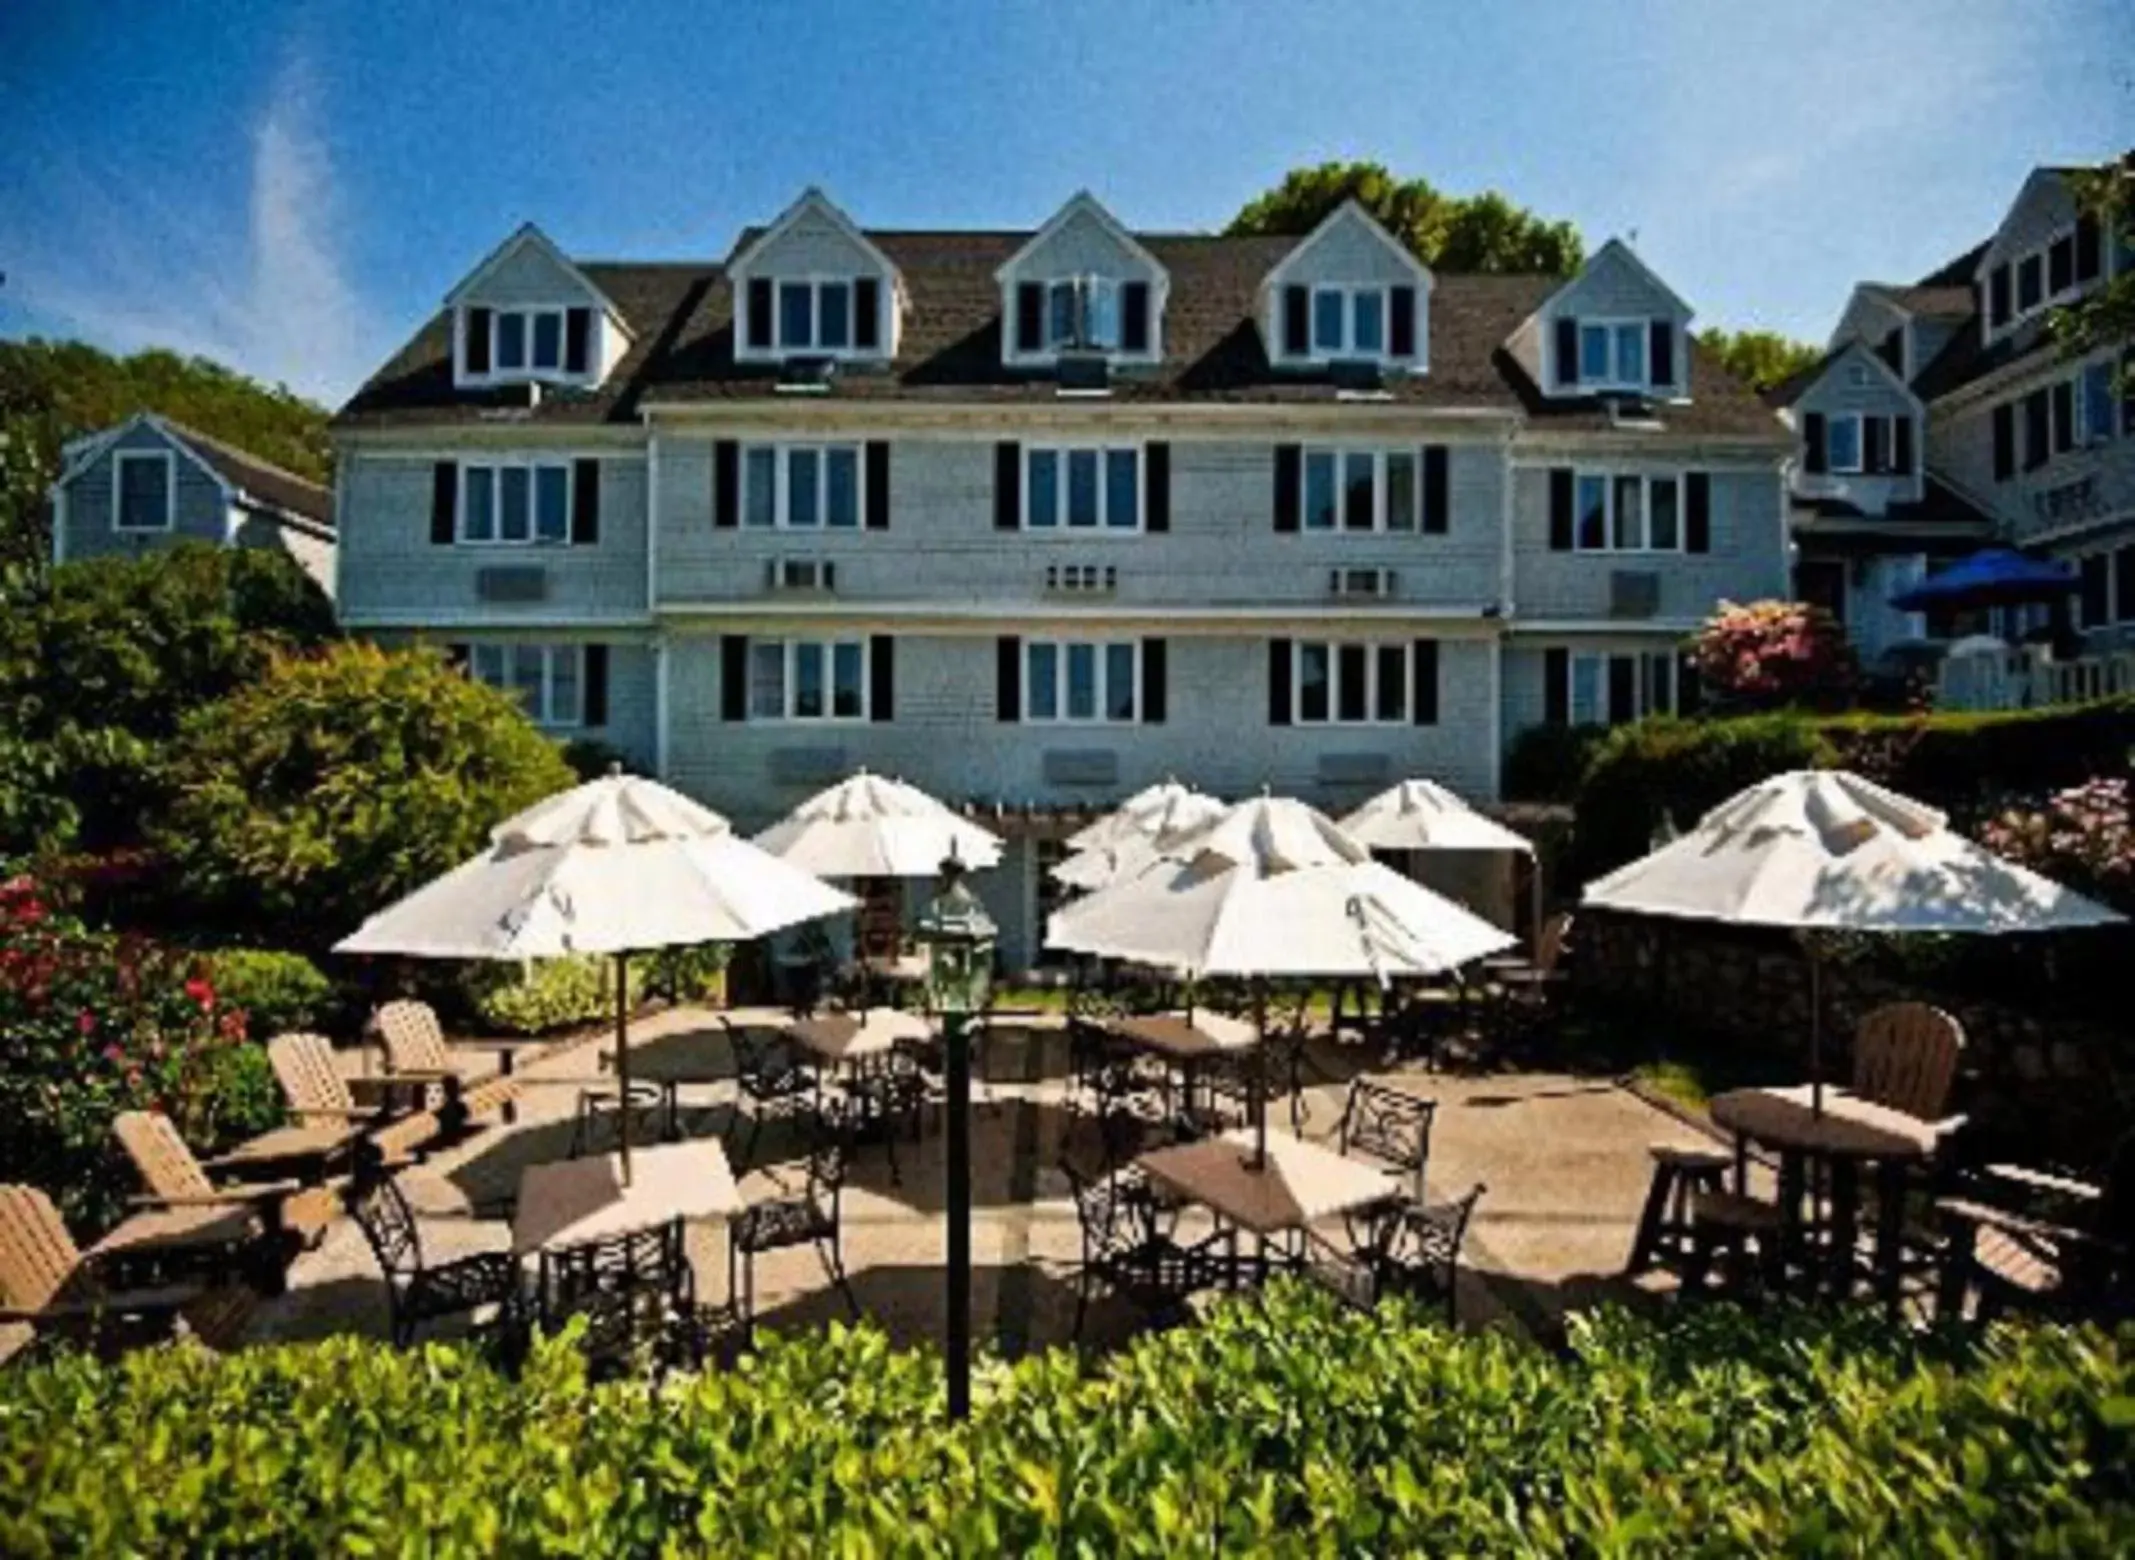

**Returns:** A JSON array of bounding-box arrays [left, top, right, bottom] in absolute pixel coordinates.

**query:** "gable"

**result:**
[[1829, 286, 1908, 354], [1791, 342, 1921, 421], [446, 224, 620, 317], [1979, 169, 2082, 272], [58, 416, 227, 499], [1005, 199, 1162, 283], [1542, 239, 1692, 325], [735, 200, 891, 280], [1266, 202, 1428, 291]]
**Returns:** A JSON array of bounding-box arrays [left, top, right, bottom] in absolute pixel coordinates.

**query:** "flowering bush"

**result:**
[[1978, 778, 2135, 912], [1688, 598, 1856, 711], [0, 875, 278, 1233]]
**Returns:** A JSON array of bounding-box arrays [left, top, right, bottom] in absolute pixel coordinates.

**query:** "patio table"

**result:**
[[784, 1007, 933, 1066], [1104, 1011, 1259, 1129], [511, 1139, 741, 1256], [1137, 1127, 1398, 1246], [1709, 1085, 1943, 1306]]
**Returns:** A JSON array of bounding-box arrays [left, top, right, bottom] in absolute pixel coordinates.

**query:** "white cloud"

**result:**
[[12, 53, 377, 405]]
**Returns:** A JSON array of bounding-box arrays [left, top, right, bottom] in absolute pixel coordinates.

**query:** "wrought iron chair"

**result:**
[[536, 1217, 741, 1378], [1063, 1159, 1224, 1339], [1330, 1080, 1437, 1200], [1307, 1183, 1487, 1324], [348, 1173, 525, 1351], [723, 1018, 821, 1170], [730, 1113, 858, 1328], [1066, 1018, 1168, 1164]]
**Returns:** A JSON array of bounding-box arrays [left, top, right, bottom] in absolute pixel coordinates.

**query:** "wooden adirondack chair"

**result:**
[[0, 1184, 253, 1366], [1852, 1003, 1966, 1126], [113, 1111, 337, 1291], [372, 1001, 522, 1132]]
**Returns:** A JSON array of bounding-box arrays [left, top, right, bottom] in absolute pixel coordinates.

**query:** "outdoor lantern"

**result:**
[[917, 850, 997, 1015]]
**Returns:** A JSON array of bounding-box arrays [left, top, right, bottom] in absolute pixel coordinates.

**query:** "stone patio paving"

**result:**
[[256, 1005, 1719, 1354]]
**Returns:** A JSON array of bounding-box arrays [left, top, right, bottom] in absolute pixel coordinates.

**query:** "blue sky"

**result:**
[[2, 1, 2127, 405]]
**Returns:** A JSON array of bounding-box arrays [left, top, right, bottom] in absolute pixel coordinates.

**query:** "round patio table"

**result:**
[[1708, 1086, 1942, 1306]]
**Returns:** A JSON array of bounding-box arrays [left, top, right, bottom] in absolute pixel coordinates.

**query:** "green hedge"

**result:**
[[1, 1289, 2129, 1554], [1820, 697, 2135, 804], [202, 948, 335, 1041]]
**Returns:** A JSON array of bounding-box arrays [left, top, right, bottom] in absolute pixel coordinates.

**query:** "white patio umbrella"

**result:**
[[1066, 778, 1223, 852], [1581, 768, 2123, 1109], [1341, 778, 1540, 946], [337, 772, 856, 1176], [1051, 787, 1227, 892], [1047, 794, 1515, 1162], [752, 770, 1004, 878]]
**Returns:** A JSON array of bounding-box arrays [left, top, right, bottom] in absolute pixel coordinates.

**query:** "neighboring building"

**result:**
[[331, 193, 1790, 967], [48, 412, 337, 595], [1785, 159, 2133, 670]]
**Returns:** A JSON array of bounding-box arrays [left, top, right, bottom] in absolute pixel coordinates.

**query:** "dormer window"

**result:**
[[1987, 213, 2104, 337], [1279, 284, 1417, 363], [744, 276, 882, 356], [463, 305, 593, 382], [1553, 315, 1677, 394], [1012, 275, 1151, 357]]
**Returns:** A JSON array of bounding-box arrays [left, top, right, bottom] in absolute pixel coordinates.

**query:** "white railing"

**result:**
[[1936, 647, 2135, 711]]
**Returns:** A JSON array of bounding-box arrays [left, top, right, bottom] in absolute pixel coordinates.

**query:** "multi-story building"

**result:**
[[1779, 159, 2133, 678], [331, 190, 1789, 966]]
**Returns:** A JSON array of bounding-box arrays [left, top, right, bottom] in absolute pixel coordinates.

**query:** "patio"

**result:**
[[250, 1002, 1720, 1353]]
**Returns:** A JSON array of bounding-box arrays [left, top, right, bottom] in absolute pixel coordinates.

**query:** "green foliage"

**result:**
[[558, 736, 633, 782], [1227, 160, 1583, 275], [643, 940, 731, 1005], [2051, 156, 2134, 383], [1819, 697, 2135, 810], [463, 954, 638, 1035], [1502, 721, 1609, 803], [0, 338, 331, 576], [1, 1289, 2129, 1553], [0, 544, 337, 857], [202, 948, 335, 1041], [0, 876, 280, 1232], [153, 644, 578, 953], [1695, 327, 1824, 393]]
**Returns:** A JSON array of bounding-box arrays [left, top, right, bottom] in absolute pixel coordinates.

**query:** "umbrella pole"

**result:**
[[615, 951, 633, 1184], [1251, 979, 1268, 1172], [1808, 945, 1824, 1119]]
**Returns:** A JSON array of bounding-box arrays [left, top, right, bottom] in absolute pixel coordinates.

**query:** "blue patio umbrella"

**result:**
[[1888, 548, 2078, 612]]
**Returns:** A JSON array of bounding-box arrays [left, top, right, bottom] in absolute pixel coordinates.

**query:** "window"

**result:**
[[2079, 553, 2111, 629], [1024, 639, 1137, 723], [1826, 415, 1863, 474], [531, 312, 562, 370], [476, 307, 580, 378], [468, 644, 584, 727], [739, 444, 863, 529], [1571, 472, 1684, 552], [2081, 360, 2118, 445], [1023, 445, 1140, 530], [1988, 265, 2011, 328], [1303, 286, 1408, 358], [1291, 640, 1411, 725], [112, 451, 174, 532], [1577, 319, 1649, 389], [769, 279, 857, 352], [1044, 276, 1120, 350], [2017, 254, 2044, 313], [461, 462, 572, 544], [746, 638, 866, 721], [1565, 650, 1678, 726], [1297, 448, 1426, 533]]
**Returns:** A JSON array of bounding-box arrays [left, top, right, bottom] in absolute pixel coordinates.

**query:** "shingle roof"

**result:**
[[162, 419, 335, 529], [335, 231, 1784, 440], [1913, 241, 1990, 290], [1861, 283, 1975, 319]]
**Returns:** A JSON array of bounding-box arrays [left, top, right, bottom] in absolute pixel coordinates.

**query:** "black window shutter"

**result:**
[[853, 277, 881, 350], [465, 309, 492, 375], [1014, 283, 1043, 353], [2023, 389, 2050, 470], [2052, 381, 2077, 453], [582, 644, 609, 727], [1281, 286, 1310, 357], [571, 458, 601, 544], [713, 440, 739, 528], [1607, 656, 1637, 724], [1144, 442, 1170, 532], [1989, 266, 2011, 328], [431, 461, 458, 544], [1121, 281, 1151, 352], [2075, 214, 2103, 283], [1894, 415, 1915, 476], [1548, 468, 1574, 551], [1544, 648, 1569, 726], [2049, 236, 2074, 295], [2122, 348, 2135, 435], [1273, 444, 1301, 533], [745, 279, 772, 349], [1648, 320, 1674, 388], [865, 441, 891, 530], [1803, 411, 1828, 474], [719, 636, 748, 722], [996, 636, 1021, 722], [1411, 640, 1439, 725], [1389, 285, 1416, 357], [1992, 403, 2016, 480], [1554, 317, 1579, 387], [2116, 547, 2135, 623], [1863, 415, 1888, 474], [1685, 472, 1712, 554], [1141, 638, 1167, 724], [994, 442, 1021, 530], [445, 642, 471, 673], [564, 307, 591, 374], [1268, 639, 1293, 726], [1422, 445, 1449, 534], [869, 636, 894, 723]]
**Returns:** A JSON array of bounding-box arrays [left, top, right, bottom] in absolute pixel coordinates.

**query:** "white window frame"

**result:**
[[1570, 471, 1686, 554], [1577, 317, 1651, 391], [746, 636, 868, 723], [1301, 284, 1408, 362], [459, 460, 574, 546], [739, 442, 866, 530], [1298, 446, 1423, 534], [111, 450, 176, 533], [1022, 637, 1140, 725], [760, 274, 865, 356], [461, 305, 592, 386], [1823, 413, 1866, 475], [1291, 639, 1413, 727], [1021, 443, 1143, 534], [468, 643, 586, 728], [1041, 275, 1122, 351], [1564, 649, 1678, 726]]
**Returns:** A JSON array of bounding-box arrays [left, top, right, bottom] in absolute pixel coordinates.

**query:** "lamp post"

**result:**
[[915, 848, 995, 1422]]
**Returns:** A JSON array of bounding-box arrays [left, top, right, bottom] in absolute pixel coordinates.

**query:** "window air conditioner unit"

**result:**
[[1044, 563, 1118, 593], [775, 357, 836, 393], [1328, 566, 1396, 599], [767, 558, 836, 593]]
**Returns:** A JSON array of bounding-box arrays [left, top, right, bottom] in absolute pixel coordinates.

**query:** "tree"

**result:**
[[154, 644, 578, 950], [2051, 153, 2134, 383], [1696, 329, 1825, 394], [0, 339, 332, 576], [1226, 161, 1583, 275]]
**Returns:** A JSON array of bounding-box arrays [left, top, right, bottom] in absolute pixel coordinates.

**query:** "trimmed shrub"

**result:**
[[0, 1290, 2128, 1552], [558, 735, 632, 782], [202, 948, 335, 1040], [153, 644, 577, 953], [462, 954, 638, 1035], [1501, 721, 1608, 803], [643, 940, 731, 1005], [1822, 698, 2135, 808]]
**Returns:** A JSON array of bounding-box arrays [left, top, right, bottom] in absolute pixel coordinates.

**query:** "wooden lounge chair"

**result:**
[[1936, 1132, 2133, 1323], [0, 1184, 254, 1366], [373, 1000, 522, 1133], [113, 1111, 338, 1291], [268, 1032, 444, 1168]]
